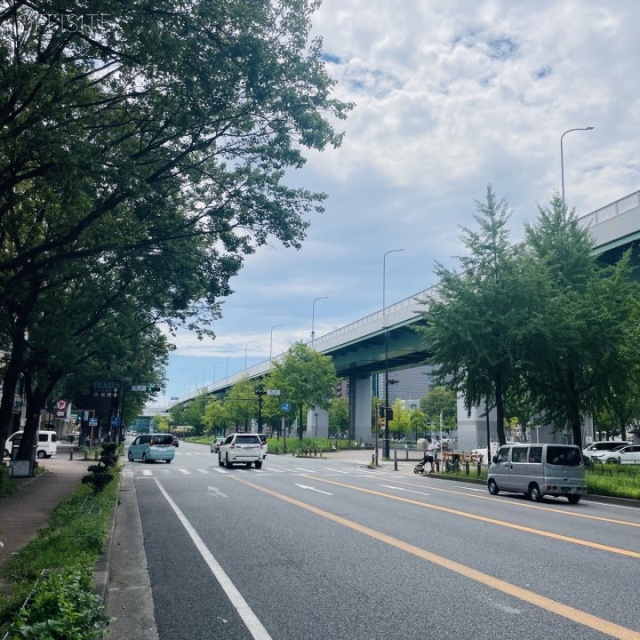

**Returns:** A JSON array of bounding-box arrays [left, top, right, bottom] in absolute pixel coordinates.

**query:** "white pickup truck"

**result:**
[[219, 433, 264, 469]]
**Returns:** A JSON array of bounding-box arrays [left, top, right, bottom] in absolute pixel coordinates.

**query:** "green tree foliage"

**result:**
[[0, 0, 351, 457], [202, 397, 229, 437], [223, 379, 259, 432], [169, 391, 209, 436], [417, 185, 529, 445], [420, 386, 457, 431], [271, 342, 338, 439], [517, 196, 640, 448], [328, 397, 349, 437]]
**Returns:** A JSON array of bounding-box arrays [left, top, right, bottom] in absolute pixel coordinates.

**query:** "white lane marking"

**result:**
[[294, 483, 334, 496], [214, 468, 229, 474], [179, 469, 191, 475], [379, 484, 431, 497], [459, 486, 485, 492], [142, 469, 153, 476], [207, 486, 228, 498], [155, 480, 272, 640], [325, 467, 350, 474], [295, 467, 319, 473], [196, 469, 209, 474]]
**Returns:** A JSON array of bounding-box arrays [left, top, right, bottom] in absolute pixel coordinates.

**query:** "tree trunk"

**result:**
[[494, 375, 507, 446], [0, 324, 28, 455]]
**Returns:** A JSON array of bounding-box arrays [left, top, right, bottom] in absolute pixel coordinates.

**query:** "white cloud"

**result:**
[[151, 0, 640, 407]]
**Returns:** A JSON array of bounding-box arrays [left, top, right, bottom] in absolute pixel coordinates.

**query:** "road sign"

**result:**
[[267, 389, 281, 396], [131, 385, 147, 391], [281, 402, 291, 412], [89, 417, 98, 427]]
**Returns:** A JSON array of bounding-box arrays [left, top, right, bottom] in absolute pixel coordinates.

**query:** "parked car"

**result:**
[[210, 437, 225, 454], [127, 433, 175, 463], [258, 433, 268, 457], [4, 430, 58, 459], [582, 441, 625, 461], [592, 443, 640, 465], [171, 435, 179, 447], [488, 443, 586, 503], [219, 433, 263, 469]]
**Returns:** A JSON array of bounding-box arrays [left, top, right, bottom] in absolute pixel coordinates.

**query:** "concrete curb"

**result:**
[[103, 467, 159, 640]]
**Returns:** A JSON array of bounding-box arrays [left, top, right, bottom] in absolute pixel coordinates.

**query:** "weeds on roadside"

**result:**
[[0, 464, 119, 638]]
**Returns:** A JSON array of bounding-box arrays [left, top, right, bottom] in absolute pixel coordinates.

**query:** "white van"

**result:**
[[487, 443, 586, 504], [4, 430, 58, 459]]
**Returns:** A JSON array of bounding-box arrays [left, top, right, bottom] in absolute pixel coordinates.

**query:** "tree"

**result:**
[[203, 397, 229, 437], [420, 386, 457, 432], [0, 0, 351, 454], [169, 391, 209, 436], [517, 196, 640, 448], [417, 185, 528, 446], [223, 379, 259, 432], [328, 397, 349, 438], [271, 342, 338, 439]]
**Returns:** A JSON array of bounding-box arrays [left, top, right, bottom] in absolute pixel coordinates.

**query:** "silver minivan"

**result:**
[[487, 443, 586, 504]]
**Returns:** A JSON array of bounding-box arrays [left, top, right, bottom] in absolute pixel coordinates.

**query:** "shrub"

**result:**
[[5, 569, 111, 640]]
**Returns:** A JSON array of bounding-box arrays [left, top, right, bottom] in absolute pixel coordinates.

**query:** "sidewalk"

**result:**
[[0, 447, 89, 591]]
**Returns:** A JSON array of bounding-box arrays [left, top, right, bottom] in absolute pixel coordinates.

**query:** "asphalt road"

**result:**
[[127, 440, 640, 640]]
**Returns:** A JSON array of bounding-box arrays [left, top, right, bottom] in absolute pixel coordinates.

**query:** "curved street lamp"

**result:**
[[383, 249, 404, 459], [270, 324, 283, 363], [560, 127, 594, 210]]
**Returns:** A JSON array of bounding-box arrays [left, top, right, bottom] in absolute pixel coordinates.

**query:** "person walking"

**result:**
[[419, 437, 435, 474]]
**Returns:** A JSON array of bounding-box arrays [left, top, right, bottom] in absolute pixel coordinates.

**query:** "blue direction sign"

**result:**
[[281, 402, 291, 412]]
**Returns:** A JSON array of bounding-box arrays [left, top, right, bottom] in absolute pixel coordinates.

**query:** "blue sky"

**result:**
[[148, 0, 640, 408]]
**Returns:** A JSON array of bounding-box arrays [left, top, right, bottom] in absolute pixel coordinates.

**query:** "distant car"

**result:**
[[219, 433, 263, 469], [171, 435, 179, 447], [592, 444, 640, 465], [211, 437, 225, 454], [582, 441, 625, 461], [258, 433, 268, 457], [127, 433, 175, 463]]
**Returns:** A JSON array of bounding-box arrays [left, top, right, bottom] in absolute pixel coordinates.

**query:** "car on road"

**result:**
[[219, 433, 263, 469], [592, 443, 640, 465], [488, 443, 586, 503], [127, 433, 175, 463], [210, 437, 225, 454], [582, 441, 625, 461], [258, 433, 268, 457]]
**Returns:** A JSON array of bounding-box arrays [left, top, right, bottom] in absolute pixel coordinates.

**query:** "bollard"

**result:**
[[69, 448, 73, 461], [84, 448, 88, 461], [394, 448, 398, 471], [372, 453, 375, 466], [436, 459, 440, 473], [465, 460, 470, 475]]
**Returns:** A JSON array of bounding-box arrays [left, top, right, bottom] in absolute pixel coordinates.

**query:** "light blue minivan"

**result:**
[[127, 433, 175, 464]]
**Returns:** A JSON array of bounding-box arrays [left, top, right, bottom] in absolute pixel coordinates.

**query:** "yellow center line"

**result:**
[[305, 475, 640, 559], [369, 475, 640, 529], [235, 477, 640, 640]]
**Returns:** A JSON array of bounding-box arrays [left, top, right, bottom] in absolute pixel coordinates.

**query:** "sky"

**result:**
[[148, 0, 640, 409]]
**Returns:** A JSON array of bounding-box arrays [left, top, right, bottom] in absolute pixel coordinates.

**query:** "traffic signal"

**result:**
[[146, 386, 161, 393]]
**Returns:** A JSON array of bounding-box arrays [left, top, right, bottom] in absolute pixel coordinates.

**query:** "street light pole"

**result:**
[[560, 127, 594, 210], [383, 248, 404, 459], [244, 340, 256, 372], [270, 324, 283, 363], [255, 388, 267, 434], [311, 296, 329, 347]]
